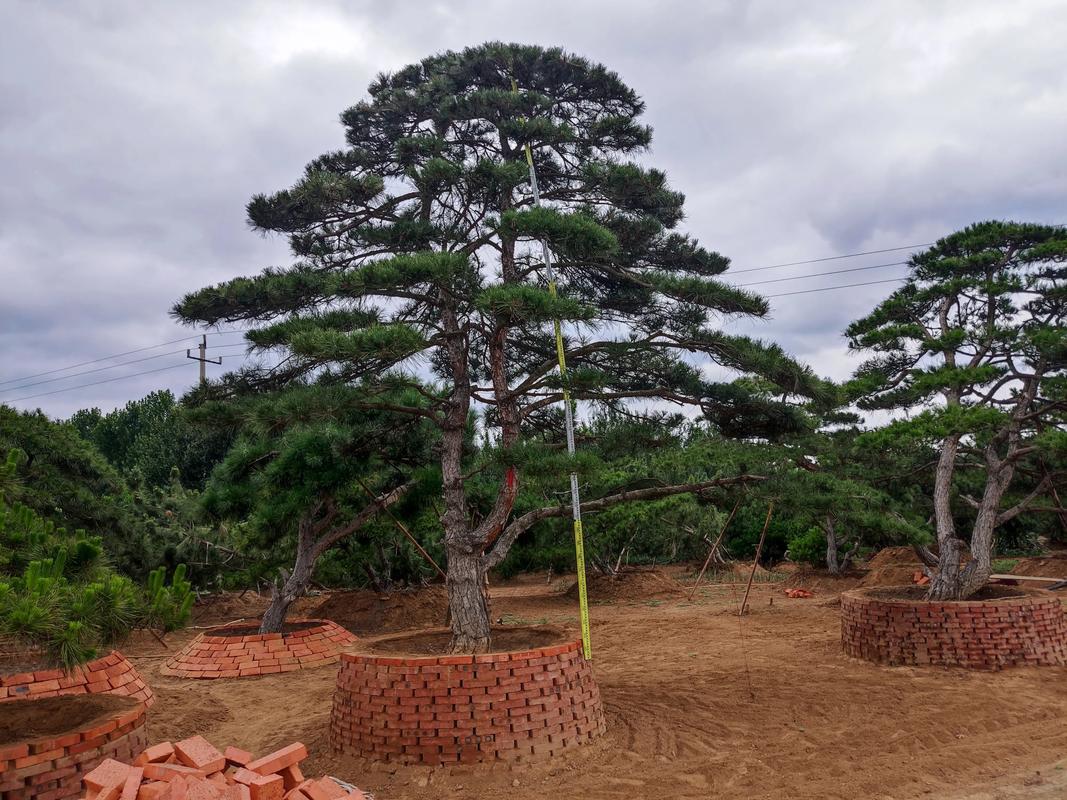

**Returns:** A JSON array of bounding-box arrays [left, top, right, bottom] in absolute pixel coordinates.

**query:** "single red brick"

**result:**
[[245, 744, 306, 776], [277, 764, 304, 790], [223, 747, 252, 768], [247, 773, 283, 800], [85, 759, 133, 792], [174, 737, 226, 773]]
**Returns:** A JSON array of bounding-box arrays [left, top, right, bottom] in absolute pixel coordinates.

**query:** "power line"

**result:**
[[0, 329, 250, 388], [765, 277, 907, 298], [730, 242, 932, 275], [735, 260, 908, 288], [4, 361, 197, 404], [0, 343, 248, 395]]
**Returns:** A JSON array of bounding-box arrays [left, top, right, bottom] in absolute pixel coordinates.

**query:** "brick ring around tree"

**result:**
[[0, 651, 153, 707], [162, 619, 357, 679], [841, 585, 1067, 669], [0, 694, 148, 800], [330, 627, 606, 765]]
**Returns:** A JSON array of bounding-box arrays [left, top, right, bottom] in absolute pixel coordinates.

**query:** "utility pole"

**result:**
[[186, 334, 221, 386]]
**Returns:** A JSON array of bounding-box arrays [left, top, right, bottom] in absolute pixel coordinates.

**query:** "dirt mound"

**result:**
[[862, 546, 919, 570], [566, 568, 684, 602], [1008, 556, 1067, 579], [311, 585, 448, 635], [857, 546, 923, 587], [0, 693, 137, 744]]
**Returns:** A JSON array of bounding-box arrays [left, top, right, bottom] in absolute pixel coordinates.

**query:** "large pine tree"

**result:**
[[847, 221, 1067, 598], [175, 43, 827, 651]]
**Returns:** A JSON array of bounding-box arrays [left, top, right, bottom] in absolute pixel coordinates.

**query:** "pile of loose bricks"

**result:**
[[0, 698, 148, 800], [331, 638, 605, 765], [163, 621, 357, 679], [78, 736, 367, 800], [0, 652, 154, 706], [841, 586, 1067, 668]]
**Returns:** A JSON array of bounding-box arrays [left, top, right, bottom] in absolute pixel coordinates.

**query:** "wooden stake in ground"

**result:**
[[687, 495, 743, 601], [356, 476, 446, 580], [739, 502, 774, 616]]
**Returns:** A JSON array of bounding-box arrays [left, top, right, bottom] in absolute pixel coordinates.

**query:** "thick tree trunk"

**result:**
[[824, 517, 840, 575], [260, 554, 313, 634], [445, 542, 491, 653], [927, 433, 963, 599]]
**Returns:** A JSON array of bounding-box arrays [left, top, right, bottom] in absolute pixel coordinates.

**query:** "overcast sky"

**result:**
[[2, 0, 1065, 418]]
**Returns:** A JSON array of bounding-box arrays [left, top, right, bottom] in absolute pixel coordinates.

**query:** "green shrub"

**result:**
[[0, 449, 194, 668], [786, 527, 826, 567]]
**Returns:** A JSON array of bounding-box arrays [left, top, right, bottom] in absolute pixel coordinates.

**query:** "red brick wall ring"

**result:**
[[842, 585, 1067, 669], [330, 628, 607, 765], [0, 651, 153, 708], [162, 619, 357, 679], [0, 693, 148, 800]]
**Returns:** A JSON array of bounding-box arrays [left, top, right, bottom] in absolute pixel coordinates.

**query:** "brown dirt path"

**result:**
[[127, 575, 1067, 800]]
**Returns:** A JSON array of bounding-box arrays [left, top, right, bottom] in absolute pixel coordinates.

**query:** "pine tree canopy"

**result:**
[[174, 42, 836, 647], [174, 42, 828, 437], [846, 220, 1067, 426]]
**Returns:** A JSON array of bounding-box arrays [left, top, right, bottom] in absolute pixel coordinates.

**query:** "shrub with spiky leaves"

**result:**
[[0, 450, 193, 668]]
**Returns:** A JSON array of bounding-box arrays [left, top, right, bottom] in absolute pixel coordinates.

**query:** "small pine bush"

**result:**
[[0, 449, 194, 668]]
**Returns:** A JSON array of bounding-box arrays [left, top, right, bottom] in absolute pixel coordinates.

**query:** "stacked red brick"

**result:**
[[1, 652, 154, 707], [331, 639, 606, 765], [0, 701, 147, 800], [79, 736, 367, 800], [842, 586, 1067, 669], [162, 621, 356, 679]]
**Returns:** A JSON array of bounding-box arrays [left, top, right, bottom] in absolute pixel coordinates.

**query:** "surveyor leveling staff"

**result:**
[[515, 82, 593, 660]]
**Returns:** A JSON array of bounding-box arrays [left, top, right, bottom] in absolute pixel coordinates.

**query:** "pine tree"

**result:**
[[175, 43, 827, 651], [847, 221, 1067, 598], [197, 385, 438, 632]]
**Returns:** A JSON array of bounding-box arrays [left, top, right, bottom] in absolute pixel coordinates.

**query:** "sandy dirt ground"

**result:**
[[123, 571, 1067, 800]]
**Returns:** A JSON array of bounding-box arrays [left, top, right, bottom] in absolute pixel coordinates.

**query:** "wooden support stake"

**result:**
[[687, 495, 743, 601], [739, 502, 774, 617], [356, 477, 447, 580]]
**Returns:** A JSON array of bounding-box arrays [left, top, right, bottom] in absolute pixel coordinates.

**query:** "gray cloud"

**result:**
[[2, 0, 1066, 417]]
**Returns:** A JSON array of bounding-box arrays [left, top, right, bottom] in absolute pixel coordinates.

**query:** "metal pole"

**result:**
[[514, 79, 592, 659]]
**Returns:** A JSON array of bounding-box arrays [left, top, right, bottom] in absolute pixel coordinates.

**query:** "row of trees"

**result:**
[[3, 43, 1063, 654], [167, 43, 1065, 647]]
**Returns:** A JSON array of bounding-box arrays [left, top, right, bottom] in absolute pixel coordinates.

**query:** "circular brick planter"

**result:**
[[842, 585, 1067, 669], [330, 627, 606, 765], [162, 619, 357, 679], [0, 651, 153, 708], [0, 694, 148, 800]]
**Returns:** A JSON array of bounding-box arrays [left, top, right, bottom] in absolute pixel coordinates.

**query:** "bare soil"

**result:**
[[132, 568, 1067, 800], [565, 568, 685, 602], [1008, 555, 1067, 579], [310, 586, 449, 635], [0, 693, 138, 744], [365, 625, 566, 657]]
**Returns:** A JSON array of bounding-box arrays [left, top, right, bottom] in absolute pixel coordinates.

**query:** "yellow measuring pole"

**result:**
[[513, 79, 592, 659]]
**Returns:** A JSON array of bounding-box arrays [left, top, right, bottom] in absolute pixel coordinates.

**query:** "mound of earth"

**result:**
[[311, 585, 448, 635], [858, 546, 924, 587], [1008, 555, 1067, 579], [862, 546, 918, 570], [566, 568, 684, 602]]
